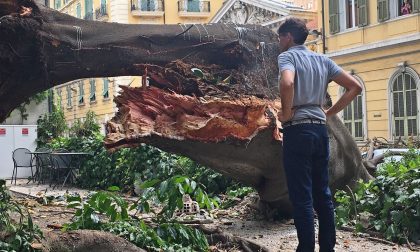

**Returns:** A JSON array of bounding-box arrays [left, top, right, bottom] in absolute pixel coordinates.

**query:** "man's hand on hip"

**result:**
[[278, 108, 295, 122]]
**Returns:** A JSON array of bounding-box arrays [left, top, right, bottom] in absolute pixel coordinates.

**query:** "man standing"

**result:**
[[277, 18, 362, 252]]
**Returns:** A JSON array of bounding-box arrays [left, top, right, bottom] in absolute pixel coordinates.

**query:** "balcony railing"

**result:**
[[178, 0, 210, 13], [84, 11, 93, 20], [95, 5, 108, 20], [131, 0, 164, 16]]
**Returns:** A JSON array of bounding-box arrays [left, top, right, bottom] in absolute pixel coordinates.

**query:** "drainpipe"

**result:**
[[163, 0, 166, 24], [321, 0, 326, 54]]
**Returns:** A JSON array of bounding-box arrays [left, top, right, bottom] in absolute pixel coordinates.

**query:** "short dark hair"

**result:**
[[277, 18, 309, 45]]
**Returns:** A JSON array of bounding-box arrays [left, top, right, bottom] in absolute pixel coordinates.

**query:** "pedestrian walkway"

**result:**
[[5, 179, 90, 198]]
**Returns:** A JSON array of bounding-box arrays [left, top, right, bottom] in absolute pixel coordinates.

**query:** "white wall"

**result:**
[[2, 100, 48, 125]]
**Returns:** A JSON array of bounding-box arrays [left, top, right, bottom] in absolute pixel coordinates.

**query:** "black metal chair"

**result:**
[[49, 148, 73, 189], [35, 147, 52, 184], [11, 148, 34, 185]]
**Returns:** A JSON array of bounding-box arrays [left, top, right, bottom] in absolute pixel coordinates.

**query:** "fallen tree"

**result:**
[[0, 0, 371, 216]]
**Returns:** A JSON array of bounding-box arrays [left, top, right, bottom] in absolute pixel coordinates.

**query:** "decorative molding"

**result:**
[[326, 33, 420, 58], [220, 1, 280, 24], [210, 0, 293, 24]]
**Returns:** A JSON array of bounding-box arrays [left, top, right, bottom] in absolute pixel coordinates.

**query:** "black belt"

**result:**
[[282, 118, 326, 129]]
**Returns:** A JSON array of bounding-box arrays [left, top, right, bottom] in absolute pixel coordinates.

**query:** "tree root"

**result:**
[[42, 230, 146, 252]]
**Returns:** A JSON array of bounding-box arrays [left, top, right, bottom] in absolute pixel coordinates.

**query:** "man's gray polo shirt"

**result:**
[[278, 45, 342, 121]]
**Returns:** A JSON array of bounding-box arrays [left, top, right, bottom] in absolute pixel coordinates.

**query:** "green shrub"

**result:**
[[335, 149, 420, 243], [47, 133, 236, 195], [69, 111, 100, 138], [36, 105, 67, 146]]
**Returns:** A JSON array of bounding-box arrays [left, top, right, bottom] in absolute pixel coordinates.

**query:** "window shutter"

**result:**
[[413, 0, 420, 12], [102, 78, 109, 98], [358, 0, 368, 27], [66, 85, 72, 107], [90, 79, 96, 101], [76, 3, 81, 18], [78, 82, 84, 104], [329, 0, 340, 34], [377, 0, 389, 22]]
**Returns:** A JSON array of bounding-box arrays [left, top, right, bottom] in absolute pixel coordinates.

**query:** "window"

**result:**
[[346, 0, 359, 28], [102, 78, 109, 99], [378, 0, 419, 21], [187, 0, 200, 12], [56, 88, 62, 109], [76, 3, 81, 18], [141, 0, 156, 11], [329, 0, 368, 34], [55, 0, 61, 9], [340, 77, 366, 140], [85, 0, 93, 18], [378, 0, 390, 21], [414, 0, 420, 12], [78, 81, 84, 104], [89, 79, 96, 102], [390, 68, 419, 138], [66, 85, 72, 108]]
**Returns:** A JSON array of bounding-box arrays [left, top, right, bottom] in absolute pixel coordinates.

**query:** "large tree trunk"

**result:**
[[0, 0, 372, 216], [0, 0, 278, 121]]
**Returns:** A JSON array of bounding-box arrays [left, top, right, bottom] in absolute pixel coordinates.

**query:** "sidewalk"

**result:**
[[5, 179, 91, 198]]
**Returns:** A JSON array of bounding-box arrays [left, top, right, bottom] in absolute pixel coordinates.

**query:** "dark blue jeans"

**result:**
[[283, 123, 335, 252]]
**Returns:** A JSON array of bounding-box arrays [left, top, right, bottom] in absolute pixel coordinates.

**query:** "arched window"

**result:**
[[389, 67, 419, 138], [339, 75, 366, 141]]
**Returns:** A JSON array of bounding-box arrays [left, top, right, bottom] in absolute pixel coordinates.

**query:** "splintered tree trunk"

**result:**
[[0, 0, 371, 216]]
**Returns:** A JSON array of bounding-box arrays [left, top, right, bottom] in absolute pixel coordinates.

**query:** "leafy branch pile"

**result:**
[[335, 149, 420, 244], [0, 180, 43, 252], [63, 179, 217, 251]]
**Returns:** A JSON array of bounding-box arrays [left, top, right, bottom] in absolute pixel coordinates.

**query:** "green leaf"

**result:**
[[107, 186, 120, 192], [191, 68, 204, 78], [140, 179, 161, 189]]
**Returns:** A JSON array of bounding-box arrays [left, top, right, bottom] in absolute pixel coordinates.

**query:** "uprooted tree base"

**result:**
[[1, 0, 371, 219]]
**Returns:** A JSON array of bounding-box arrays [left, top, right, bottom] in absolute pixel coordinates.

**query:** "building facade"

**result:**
[[49, 0, 224, 131], [316, 0, 420, 142]]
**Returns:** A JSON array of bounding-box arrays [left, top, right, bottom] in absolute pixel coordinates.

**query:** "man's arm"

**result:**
[[325, 71, 362, 117], [279, 69, 295, 122]]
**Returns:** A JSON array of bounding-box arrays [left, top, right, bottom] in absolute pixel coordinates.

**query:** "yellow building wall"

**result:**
[[317, 0, 420, 52], [328, 44, 420, 140], [315, 0, 420, 142]]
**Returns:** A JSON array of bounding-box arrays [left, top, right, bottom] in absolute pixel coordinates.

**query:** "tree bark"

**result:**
[[0, 0, 372, 216], [42, 230, 146, 252], [0, 0, 279, 122]]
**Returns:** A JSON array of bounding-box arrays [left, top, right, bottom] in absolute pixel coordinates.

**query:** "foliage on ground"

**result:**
[[335, 149, 420, 244], [137, 175, 220, 220], [220, 186, 255, 209], [64, 186, 211, 251], [0, 180, 43, 251]]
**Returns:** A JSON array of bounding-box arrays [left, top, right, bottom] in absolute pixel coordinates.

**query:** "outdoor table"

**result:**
[[49, 152, 90, 189], [25, 151, 51, 183]]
